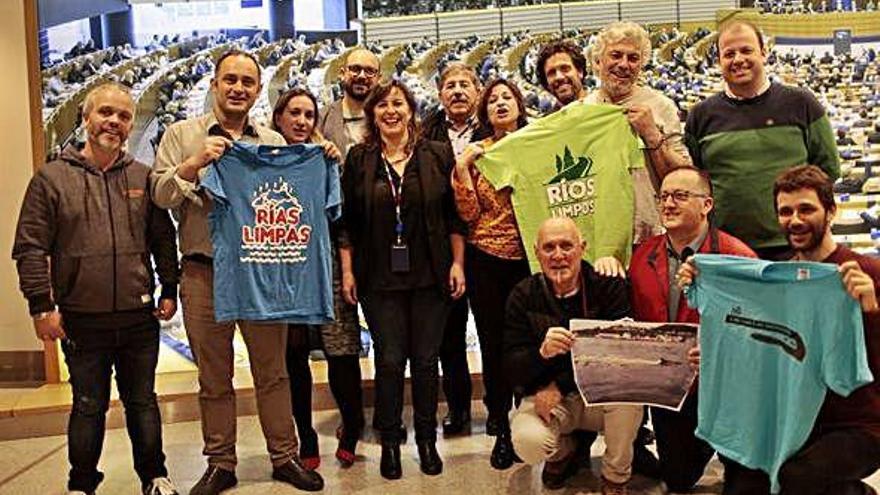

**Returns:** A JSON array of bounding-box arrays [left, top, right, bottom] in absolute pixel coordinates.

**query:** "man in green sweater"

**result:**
[[685, 20, 839, 260]]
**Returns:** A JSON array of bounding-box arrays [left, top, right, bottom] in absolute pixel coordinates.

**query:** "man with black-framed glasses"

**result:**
[[318, 47, 382, 156], [315, 46, 381, 449], [628, 167, 755, 492]]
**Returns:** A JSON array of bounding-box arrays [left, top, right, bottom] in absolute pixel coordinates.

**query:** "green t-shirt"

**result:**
[[477, 103, 645, 272]]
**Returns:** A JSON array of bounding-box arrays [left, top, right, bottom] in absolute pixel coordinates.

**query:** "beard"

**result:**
[[552, 80, 579, 105], [602, 76, 634, 100], [343, 79, 371, 101], [785, 217, 828, 254], [90, 130, 124, 154]]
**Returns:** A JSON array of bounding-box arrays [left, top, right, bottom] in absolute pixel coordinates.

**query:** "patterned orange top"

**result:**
[[451, 138, 526, 260]]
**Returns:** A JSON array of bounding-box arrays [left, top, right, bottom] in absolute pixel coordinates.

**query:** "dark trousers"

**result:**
[[361, 287, 450, 444], [440, 297, 472, 415], [779, 428, 880, 495], [721, 428, 880, 495], [286, 327, 364, 447], [720, 456, 770, 495], [61, 319, 167, 493], [465, 245, 531, 432], [651, 392, 714, 492]]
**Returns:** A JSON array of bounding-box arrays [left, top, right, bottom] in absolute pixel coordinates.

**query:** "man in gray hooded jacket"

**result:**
[[12, 82, 180, 495]]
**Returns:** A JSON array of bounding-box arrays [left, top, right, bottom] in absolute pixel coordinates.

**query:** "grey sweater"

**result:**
[[12, 144, 178, 315]]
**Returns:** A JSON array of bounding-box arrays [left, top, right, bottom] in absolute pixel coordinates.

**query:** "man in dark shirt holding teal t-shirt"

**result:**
[[679, 165, 880, 494], [685, 20, 839, 260]]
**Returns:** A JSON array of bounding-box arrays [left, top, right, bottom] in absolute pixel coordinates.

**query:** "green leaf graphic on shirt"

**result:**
[[547, 146, 593, 184]]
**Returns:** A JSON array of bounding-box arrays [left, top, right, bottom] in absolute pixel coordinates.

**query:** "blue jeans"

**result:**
[[61, 317, 167, 493]]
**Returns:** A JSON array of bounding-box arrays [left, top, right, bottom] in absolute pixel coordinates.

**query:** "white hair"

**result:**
[[589, 21, 652, 69]]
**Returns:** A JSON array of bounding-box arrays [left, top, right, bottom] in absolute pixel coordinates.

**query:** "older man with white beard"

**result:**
[[585, 22, 693, 273]]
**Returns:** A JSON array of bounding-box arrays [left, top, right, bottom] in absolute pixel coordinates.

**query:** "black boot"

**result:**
[[490, 432, 517, 470], [442, 409, 471, 436], [417, 441, 443, 475], [380, 442, 402, 480]]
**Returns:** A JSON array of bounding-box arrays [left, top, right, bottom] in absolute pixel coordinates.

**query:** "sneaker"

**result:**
[[189, 466, 237, 495], [142, 477, 179, 495], [601, 477, 629, 495]]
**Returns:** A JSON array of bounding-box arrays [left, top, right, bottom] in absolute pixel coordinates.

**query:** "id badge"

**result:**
[[390, 241, 410, 273]]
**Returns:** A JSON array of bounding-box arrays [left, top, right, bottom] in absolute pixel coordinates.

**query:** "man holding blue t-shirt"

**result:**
[[679, 165, 880, 494], [151, 50, 323, 494]]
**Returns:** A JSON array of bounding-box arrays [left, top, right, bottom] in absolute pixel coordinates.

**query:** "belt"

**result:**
[[182, 253, 213, 265]]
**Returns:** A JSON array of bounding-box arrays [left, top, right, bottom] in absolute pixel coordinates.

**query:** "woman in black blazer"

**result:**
[[338, 79, 467, 480]]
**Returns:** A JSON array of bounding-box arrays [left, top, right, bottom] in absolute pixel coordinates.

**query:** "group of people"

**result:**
[[12, 17, 880, 495], [758, 0, 878, 14], [362, 0, 544, 18]]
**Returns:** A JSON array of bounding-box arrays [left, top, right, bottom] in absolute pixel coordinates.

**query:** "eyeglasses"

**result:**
[[346, 65, 379, 78], [655, 190, 709, 204]]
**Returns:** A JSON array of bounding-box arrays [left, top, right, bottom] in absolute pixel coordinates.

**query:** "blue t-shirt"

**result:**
[[201, 142, 341, 323], [687, 254, 872, 493]]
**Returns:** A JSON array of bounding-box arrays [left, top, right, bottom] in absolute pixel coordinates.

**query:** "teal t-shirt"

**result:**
[[687, 254, 872, 493], [477, 103, 644, 272]]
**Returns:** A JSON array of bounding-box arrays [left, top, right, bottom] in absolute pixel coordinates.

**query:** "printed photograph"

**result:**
[[570, 319, 699, 410]]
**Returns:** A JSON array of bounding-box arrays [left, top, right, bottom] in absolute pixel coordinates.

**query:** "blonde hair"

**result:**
[[589, 21, 652, 70]]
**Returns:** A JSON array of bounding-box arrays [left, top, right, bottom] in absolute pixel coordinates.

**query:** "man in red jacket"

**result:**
[[629, 166, 755, 492]]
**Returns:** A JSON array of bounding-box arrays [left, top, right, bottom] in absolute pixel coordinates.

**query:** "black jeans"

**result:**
[[779, 428, 880, 495], [465, 245, 530, 433], [361, 287, 450, 444], [720, 456, 770, 495], [286, 326, 364, 447], [721, 427, 880, 495], [651, 391, 714, 492], [61, 318, 167, 493], [440, 297, 472, 416]]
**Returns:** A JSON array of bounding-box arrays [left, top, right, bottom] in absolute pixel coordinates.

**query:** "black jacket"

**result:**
[[421, 107, 492, 145], [339, 140, 466, 293], [12, 144, 179, 315], [504, 261, 631, 398]]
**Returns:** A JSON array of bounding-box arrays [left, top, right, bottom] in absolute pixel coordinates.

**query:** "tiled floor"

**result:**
[[0, 402, 877, 494]]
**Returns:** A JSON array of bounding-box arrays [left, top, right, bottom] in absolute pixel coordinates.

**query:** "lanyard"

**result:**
[[382, 154, 406, 243]]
